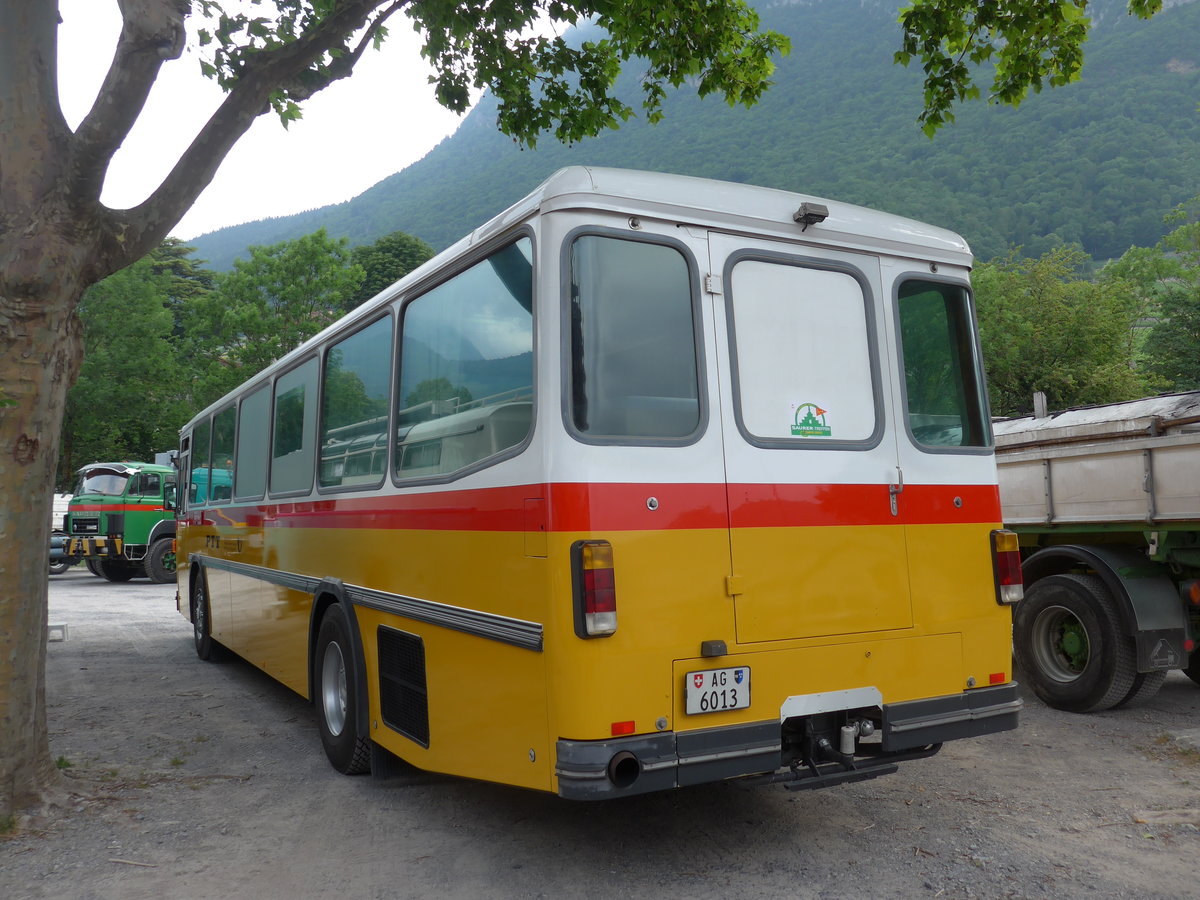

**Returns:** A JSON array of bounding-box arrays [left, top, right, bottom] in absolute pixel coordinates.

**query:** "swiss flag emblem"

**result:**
[[693, 673, 705, 689]]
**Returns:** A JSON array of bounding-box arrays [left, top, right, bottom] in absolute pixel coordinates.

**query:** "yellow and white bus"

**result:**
[[177, 167, 1022, 799]]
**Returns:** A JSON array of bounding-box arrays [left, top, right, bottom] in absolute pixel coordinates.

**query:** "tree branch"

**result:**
[[89, 0, 407, 274], [0, 0, 72, 215], [71, 0, 191, 201]]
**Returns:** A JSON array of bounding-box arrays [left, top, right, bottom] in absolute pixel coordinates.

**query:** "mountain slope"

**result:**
[[190, 0, 1200, 269]]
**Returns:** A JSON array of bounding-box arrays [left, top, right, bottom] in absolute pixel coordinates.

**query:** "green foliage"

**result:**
[[974, 245, 1156, 416], [348, 231, 435, 310], [58, 244, 199, 483], [896, 0, 1164, 135], [191, 0, 786, 145], [1110, 197, 1200, 390], [184, 229, 363, 407], [408, 0, 788, 147]]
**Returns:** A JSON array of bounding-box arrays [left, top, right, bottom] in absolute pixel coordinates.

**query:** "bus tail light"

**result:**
[[991, 530, 1023, 605], [573, 540, 616, 638]]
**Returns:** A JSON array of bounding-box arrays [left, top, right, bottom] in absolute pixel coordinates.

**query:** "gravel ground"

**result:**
[[2, 567, 1200, 899]]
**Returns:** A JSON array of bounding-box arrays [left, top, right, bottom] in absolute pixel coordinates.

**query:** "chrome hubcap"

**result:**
[[321, 641, 347, 737]]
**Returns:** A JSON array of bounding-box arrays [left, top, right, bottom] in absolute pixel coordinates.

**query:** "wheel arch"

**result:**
[[1022, 544, 1186, 671], [308, 579, 371, 741], [147, 518, 177, 545]]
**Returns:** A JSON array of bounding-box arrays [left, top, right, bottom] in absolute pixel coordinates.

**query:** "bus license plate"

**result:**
[[686, 667, 751, 714]]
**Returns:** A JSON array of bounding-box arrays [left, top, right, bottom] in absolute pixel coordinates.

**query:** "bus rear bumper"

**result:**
[[554, 683, 1021, 800]]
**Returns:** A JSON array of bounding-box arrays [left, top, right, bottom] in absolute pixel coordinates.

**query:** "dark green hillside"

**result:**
[[190, 0, 1200, 269]]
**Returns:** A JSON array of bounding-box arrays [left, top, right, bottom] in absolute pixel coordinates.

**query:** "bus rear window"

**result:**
[[568, 235, 700, 441], [897, 280, 990, 449]]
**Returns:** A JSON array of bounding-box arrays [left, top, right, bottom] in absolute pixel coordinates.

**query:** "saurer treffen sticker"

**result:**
[[791, 402, 832, 437]]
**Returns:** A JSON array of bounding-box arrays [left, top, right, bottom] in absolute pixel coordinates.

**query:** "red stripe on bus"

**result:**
[[188, 482, 999, 532]]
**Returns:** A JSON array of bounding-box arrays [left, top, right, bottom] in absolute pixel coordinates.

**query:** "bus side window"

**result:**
[[320, 315, 392, 489], [189, 418, 212, 505], [235, 384, 270, 500], [211, 404, 236, 502], [270, 358, 319, 495], [395, 238, 534, 479]]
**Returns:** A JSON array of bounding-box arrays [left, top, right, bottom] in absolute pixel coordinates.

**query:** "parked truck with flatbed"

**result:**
[[62, 461, 179, 583], [994, 392, 1200, 711]]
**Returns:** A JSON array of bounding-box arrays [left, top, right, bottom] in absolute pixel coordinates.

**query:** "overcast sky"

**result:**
[[57, 1, 474, 240]]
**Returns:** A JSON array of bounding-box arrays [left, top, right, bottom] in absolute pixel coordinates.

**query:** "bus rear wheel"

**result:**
[[314, 607, 371, 775], [1014, 573, 1136, 713]]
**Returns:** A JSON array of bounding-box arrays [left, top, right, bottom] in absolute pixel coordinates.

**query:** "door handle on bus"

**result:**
[[888, 468, 904, 517]]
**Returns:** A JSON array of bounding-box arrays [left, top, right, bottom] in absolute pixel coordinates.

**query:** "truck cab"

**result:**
[[64, 462, 178, 583]]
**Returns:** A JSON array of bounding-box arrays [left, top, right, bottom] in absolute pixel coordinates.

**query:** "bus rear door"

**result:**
[[707, 233, 913, 645]]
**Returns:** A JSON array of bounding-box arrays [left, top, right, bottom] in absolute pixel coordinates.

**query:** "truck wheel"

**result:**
[[314, 606, 371, 775], [85, 559, 103, 577], [98, 559, 137, 582], [145, 539, 177, 584], [1115, 670, 1167, 708], [1185, 653, 1200, 688], [1014, 573, 1136, 713], [49, 557, 71, 576]]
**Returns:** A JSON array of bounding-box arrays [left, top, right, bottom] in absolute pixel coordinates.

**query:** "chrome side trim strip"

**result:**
[[194, 554, 543, 651]]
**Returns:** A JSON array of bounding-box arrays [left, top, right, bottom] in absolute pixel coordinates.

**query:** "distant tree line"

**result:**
[[976, 195, 1200, 417], [58, 194, 1200, 482], [56, 229, 433, 485]]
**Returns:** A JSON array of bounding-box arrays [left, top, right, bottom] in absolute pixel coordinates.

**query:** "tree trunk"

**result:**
[[0, 261, 85, 819]]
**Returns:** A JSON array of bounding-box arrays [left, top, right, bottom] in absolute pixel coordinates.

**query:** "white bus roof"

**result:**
[[184, 167, 971, 428], [487, 166, 972, 265]]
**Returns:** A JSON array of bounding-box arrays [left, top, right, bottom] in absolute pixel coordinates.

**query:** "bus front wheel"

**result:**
[[315, 607, 371, 775], [191, 570, 223, 661]]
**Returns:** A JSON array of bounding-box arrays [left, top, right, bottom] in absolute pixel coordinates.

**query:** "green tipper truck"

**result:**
[[63, 461, 179, 583]]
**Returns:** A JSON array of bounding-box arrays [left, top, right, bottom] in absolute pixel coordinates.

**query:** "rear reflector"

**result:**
[[573, 540, 617, 637], [991, 530, 1024, 605]]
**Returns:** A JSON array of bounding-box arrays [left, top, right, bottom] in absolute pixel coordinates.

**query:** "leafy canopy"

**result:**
[[194, 0, 789, 145], [973, 244, 1157, 416], [895, 0, 1164, 135]]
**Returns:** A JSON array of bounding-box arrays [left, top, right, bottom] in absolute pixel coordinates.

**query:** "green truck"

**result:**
[[994, 391, 1200, 712], [63, 461, 179, 583]]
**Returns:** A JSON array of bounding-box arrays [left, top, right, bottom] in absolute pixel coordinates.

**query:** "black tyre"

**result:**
[[190, 569, 223, 661], [1115, 670, 1167, 708], [85, 558, 103, 577], [1185, 652, 1200, 688], [99, 559, 137, 582], [145, 539, 177, 584], [1014, 573, 1137, 713], [314, 607, 371, 775], [49, 557, 72, 576]]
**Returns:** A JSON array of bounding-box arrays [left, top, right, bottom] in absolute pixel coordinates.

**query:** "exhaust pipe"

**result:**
[[606, 751, 640, 788]]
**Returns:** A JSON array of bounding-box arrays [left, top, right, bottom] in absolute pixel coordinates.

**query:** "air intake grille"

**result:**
[[377, 627, 429, 747]]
